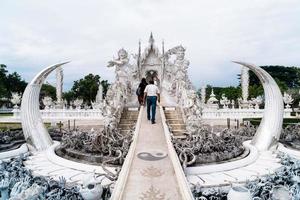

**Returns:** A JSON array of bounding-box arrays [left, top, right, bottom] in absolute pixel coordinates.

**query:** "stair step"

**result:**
[[165, 113, 181, 117], [173, 135, 187, 139], [120, 116, 138, 120], [169, 124, 186, 130], [119, 120, 137, 124], [164, 107, 176, 111], [164, 111, 180, 114], [167, 119, 184, 124], [171, 130, 188, 135], [165, 117, 182, 120], [119, 124, 135, 129]]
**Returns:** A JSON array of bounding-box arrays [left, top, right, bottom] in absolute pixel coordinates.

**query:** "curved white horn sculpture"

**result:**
[[233, 61, 284, 151], [21, 62, 69, 151]]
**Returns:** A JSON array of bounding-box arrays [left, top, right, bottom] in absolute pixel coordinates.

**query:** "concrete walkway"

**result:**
[[121, 107, 182, 200]]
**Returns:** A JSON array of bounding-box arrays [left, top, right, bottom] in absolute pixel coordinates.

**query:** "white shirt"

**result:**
[[144, 84, 160, 96]]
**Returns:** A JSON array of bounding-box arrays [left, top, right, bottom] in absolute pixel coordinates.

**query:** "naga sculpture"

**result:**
[[233, 61, 284, 151], [21, 62, 69, 151]]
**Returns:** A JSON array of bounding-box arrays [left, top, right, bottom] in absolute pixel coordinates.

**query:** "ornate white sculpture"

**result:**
[[21, 62, 69, 151], [283, 92, 293, 109], [10, 92, 22, 109], [79, 174, 103, 200], [207, 89, 219, 109], [173, 45, 190, 95], [56, 66, 63, 108], [92, 84, 104, 110], [220, 94, 230, 109], [230, 99, 235, 109], [10, 183, 43, 200], [200, 85, 206, 105], [73, 98, 83, 109], [227, 186, 251, 200], [253, 95, 263, 109], [96, 84, 103, 103], [107, 49, 131, 92], [234, 61, 284, 151], [184, 90, 202, 134], [42, 96, 53, 109]]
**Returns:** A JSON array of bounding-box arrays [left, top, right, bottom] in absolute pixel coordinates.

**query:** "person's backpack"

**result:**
[[136, 85, 142, 96]]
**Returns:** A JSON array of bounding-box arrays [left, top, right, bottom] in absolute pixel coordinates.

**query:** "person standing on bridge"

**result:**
[[143, 80, 160, 124], [136, 78, 148, 105]]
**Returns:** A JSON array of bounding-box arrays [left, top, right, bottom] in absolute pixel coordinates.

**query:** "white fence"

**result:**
[[11, 108, 293, 121], [12, 109, 104, 120], [202, 108, 292, 119]]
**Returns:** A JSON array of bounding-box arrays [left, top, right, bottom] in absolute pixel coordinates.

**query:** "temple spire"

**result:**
[[162, 40, 165, 81], [138, 40, 141, 79], [149, 32, 154, 48]]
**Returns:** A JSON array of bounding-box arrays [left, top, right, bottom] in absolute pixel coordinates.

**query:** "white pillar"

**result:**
[[56, 66, 63, 108], [241, 67, 249, 102]]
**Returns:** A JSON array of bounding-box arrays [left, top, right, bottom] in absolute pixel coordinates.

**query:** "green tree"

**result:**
[[249, 66, 300, 88], [40, 84, 56, 101], [68, 74, 110, 105], [0, 64, 9, 99], [6, 72, 27, 96], [63, 90, 76, 105], [203, 85, 241, 102]]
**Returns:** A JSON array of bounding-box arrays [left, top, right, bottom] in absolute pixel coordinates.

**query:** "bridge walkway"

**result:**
[[121, 107, 182, 199]]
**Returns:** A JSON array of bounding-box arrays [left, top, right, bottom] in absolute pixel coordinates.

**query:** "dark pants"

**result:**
[[146, 96, 157, 122], [138, 94, 144, 105]]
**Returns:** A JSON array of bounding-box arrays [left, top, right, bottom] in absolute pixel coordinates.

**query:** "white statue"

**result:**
[[96, 84, 103, 103], [254, 95, 263, 109], [91, 85, 105, 109], [183, 90, 202, 135], [283, 92, 293, 109], [173, 46, 190, 94], [10, 92, 21, 109], [73, 98, 83, 109], [42, 96, 53, 109], [231, 99, 235, 109], [107, 48, 130, 84], [220, 94, 230, 109]]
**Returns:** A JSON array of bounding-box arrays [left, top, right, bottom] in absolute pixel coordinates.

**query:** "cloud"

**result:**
[[0, 0, 300, 90]]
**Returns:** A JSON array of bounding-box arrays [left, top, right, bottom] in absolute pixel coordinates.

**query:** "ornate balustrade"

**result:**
[[11, 107, 292, 121], [202, 108, 292, 119], [12, 109, 104, 120]]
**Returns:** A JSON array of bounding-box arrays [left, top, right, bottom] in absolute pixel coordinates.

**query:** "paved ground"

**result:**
[[121, 107, 182, 200]]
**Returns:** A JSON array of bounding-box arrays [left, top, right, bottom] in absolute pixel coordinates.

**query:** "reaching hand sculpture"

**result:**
[[0, 178, 9, 200]]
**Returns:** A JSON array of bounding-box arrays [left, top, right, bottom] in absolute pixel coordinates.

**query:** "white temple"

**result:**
[[1, 33, 299, 200]]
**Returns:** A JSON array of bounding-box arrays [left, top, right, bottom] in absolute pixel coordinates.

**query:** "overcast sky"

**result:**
[[1, 0, 300, 90]]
